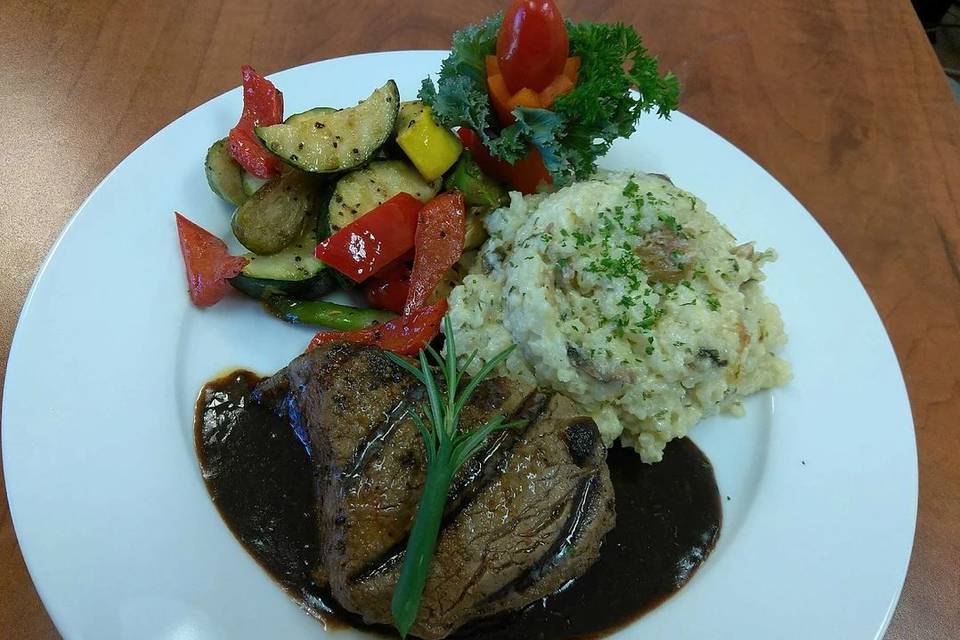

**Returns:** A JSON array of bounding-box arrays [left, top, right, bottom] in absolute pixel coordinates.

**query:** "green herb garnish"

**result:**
[[384, 316, 523, 638], [421, 16, 679, 186]]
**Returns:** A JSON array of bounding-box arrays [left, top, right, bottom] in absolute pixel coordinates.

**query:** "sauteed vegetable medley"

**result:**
[[177, 0, 678, 357]]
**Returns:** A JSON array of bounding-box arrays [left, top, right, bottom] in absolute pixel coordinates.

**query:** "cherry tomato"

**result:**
[[496, 0, 569, 93]]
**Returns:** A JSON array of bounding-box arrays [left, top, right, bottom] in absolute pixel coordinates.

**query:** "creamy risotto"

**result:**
[[448, 172, 790, 462]]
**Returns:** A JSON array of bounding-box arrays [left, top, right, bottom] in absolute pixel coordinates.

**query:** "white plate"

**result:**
[[3, 51, 916, 640]]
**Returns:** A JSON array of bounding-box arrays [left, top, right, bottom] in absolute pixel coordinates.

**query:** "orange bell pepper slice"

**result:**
[[487, 73, 515, 126], [508, 87, 542, 111], [563, 56, 581, 83], [485, 55, 500, 79], [539, 74, 574, 108]]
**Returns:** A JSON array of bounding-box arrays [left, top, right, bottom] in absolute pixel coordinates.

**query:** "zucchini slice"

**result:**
[[229, 215, 334, 300], [231, 171, 320, 255], [241, 171, 270, 197], [444, 151, 508, 209], [329, 160, 440, 232], [205, 138, 247, 206], [284, 106, 335, 127], [255, 80, 399, 174]]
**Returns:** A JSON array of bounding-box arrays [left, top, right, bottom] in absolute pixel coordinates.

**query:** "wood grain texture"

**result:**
[[1, 0, 957, 638]]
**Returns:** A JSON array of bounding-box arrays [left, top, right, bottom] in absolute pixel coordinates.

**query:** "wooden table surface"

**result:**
[[1, 0, 958, 638]]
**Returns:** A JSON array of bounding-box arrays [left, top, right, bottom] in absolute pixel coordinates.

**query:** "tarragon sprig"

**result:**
[[385, 315, 521, 638]]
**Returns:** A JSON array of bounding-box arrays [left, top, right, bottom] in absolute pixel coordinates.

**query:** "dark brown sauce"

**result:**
[[196, 370, 722, 639]]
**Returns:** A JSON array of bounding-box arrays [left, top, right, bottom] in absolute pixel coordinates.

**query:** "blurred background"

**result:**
[[913, 0, 960, 99]]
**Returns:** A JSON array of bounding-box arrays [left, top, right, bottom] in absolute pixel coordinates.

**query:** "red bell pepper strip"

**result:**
[[175, 212, 248, 307], [306, 298, 448, 356], [314, 192, 423, 283], [458, 127, 551, 194], [507, 146, 553, 195], [228, 128, 282, 181], [457, 127, 505, 178], [364, 261, 412, 314], [228, 65, 284, 180], [457, 128, 551, 195], [404, 193, 466, 315]]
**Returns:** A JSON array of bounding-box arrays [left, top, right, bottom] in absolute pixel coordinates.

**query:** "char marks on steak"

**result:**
[[256, 343, 615, 639]]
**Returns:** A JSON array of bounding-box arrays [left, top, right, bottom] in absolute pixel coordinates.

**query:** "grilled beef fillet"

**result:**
[[255, 343, 615, 639]]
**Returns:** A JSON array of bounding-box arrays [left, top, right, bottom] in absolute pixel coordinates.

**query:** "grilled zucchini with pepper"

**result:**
[[328, 160, 440, 232], [205, 138, 247, 206], [265, 297, 393, 330], [256, 80, 399, 173], [229, 211, 334, 300], [241, 171, 270, 197], [283, 106, 335, 127]]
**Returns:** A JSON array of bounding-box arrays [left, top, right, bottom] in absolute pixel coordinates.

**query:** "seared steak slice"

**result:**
[[259, 343, 615, 639]]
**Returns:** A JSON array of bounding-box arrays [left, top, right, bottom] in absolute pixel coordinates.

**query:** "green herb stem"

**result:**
[[390, 443, 454, 637], [384, 316, 520, 638]]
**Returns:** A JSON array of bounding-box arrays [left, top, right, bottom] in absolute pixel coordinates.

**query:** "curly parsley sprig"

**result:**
[[420, 15, 680, 186]]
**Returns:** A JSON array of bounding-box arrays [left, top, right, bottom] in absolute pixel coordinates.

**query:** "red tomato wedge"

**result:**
[[364, 262, 412, 314], [314, 192, 424, 283], [228, 65, 284, 179], [307, 298, 448, 356], [496, 0, 569, 93], [404, 193, 466, 315], [175, 212, 248, 307]]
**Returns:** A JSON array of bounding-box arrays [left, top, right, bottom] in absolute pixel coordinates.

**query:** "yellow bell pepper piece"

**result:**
[[396, 104, 463, 182]]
